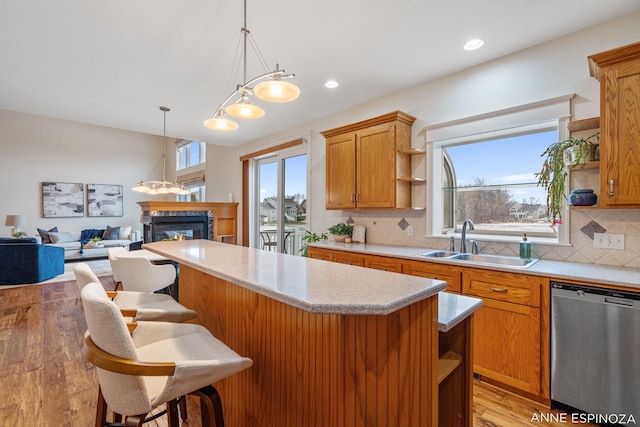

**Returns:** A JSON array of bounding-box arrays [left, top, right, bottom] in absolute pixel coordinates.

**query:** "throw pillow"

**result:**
[[80, 229, 104, 241], [102, 225, 121, 240], [119, 226, 132, 240], [48, 231, 76, 244], [37, 227, 58, 244]]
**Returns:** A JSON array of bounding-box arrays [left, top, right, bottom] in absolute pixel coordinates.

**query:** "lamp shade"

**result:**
[[226, 98, 265, 119], [203, 116, 239, 131], [254, 79, 300, 103], [5, 215, 28, 227]]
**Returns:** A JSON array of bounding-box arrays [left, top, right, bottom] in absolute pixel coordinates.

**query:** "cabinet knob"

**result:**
[[351, 193, 355, 203], [609, 179, 615, 196]]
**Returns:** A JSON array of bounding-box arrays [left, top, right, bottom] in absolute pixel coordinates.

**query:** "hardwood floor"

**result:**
[[0, 279, 594, 426]]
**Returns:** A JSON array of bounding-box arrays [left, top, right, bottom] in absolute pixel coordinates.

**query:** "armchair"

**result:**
[[0, 237, 64, 285]]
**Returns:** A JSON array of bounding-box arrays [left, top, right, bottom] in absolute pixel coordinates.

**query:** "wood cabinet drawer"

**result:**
[[307, 247, 334, 261], [403, 260, 461, 293], [333, 251, 365, 266], [462, 269, 540, 307], [364, 255, 403, 273]]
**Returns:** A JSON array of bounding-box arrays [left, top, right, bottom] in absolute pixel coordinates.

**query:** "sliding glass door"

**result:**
[[254, 146, 307, 255]]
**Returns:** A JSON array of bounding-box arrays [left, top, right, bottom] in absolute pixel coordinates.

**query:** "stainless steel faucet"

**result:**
[[461, 219, 475, 253]]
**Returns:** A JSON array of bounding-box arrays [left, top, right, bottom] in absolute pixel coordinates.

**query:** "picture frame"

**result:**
[[87, 184, 123, 217], [42, 182, 85, 218]]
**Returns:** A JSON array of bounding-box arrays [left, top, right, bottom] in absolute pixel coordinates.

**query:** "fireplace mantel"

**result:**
[[137, 201, 238, 244]]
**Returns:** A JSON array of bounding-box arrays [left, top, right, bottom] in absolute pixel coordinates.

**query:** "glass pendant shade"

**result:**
[[132, 181, 150, 193], [203, 116, 239, 131], [254, 79, 300, 103], [225, 96, 265, 119]]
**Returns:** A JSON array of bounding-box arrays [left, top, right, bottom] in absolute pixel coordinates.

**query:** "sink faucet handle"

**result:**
[[470, 240, 479, 254], [449, 236, 455, 252]]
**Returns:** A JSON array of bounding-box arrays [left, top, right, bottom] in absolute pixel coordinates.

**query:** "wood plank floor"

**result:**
[[0, 279, 594, 426]]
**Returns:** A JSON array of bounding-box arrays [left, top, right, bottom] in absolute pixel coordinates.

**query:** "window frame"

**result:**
[[425, 95, 573, 245], [176, 140, 206, 170]]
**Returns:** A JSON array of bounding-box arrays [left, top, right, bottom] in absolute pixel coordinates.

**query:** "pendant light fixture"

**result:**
[[203, 0, 300, 132], [132, 107, 191, 195]]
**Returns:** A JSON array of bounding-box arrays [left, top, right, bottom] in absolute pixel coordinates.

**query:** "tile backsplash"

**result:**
[[340, 209, 640, 268]]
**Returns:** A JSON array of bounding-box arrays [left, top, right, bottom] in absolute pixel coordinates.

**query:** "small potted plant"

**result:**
[[299, 230, 328, 257], [86, 236, 103, 247], [328, 222, 354, 242], [536, 132, 599, 226]]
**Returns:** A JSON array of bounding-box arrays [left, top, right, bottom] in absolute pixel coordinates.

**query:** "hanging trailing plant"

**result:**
[[535, 132, 599, 226]]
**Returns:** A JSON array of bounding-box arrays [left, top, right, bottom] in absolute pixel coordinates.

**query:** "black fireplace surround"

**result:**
[[142, 210, 214, 243]]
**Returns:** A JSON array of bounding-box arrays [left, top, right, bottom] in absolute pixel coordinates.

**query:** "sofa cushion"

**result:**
[[49, 231, 76, 244], [37, 227, 58, 244], [119, 226, 132, 240], [102, 225, 120, 240]]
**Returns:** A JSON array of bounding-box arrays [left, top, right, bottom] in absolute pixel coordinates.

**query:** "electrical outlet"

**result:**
[[593, 233, 625, 250], [407, 225, 413, 236]]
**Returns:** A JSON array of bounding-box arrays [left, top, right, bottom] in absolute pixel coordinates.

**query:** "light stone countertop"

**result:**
[[308, 241, 640, 291], [438, 292, 482, 332], [143, 239, 447, 315]]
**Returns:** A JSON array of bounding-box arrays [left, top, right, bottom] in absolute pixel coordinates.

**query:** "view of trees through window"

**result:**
[[444, 129, 557, 237]]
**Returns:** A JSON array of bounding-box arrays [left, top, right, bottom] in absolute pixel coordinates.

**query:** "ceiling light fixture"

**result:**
[[464, 38, 485, 51], [324, 79, 339, 89], [204, 0, 300, 132], [132, 106, 191, 195]]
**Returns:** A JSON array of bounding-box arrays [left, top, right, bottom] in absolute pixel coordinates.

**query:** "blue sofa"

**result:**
[[0, 237, 65, 285]]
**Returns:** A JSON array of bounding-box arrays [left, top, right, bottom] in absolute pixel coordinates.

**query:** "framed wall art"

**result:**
[[87, 184, 123, 217], [41, 182, 85, 218]]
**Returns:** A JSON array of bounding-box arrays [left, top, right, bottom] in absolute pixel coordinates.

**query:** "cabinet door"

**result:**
[[326, 133, 357, 209], [471, 298, 541, 396], [600, 62, 640, 206], [332, 251, 365, 266], [403, 260, 461, 293], [356, 124, 396, 208]]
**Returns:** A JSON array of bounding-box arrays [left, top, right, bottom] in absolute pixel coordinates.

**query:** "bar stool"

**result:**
[[81, 282, 253, 427], [74, 262, 196, 323]]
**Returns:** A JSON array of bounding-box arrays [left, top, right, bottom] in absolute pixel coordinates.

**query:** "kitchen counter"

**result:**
[[143, 239, 447, 315], [143, 239, 476, 426], [308, 241, 640, 290]]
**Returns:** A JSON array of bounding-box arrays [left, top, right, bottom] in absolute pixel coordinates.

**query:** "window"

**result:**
[[177, 140, 205, 170], [442, 128, 557, 238], [426, 95, 573, 243], [176, 140, 206, 201]]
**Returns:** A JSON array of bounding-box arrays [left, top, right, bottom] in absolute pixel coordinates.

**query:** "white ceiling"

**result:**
[[1, 1, 639, 146]]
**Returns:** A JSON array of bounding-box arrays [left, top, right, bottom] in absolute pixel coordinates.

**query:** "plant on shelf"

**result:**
[[536, 132, 600, 226], [299, 230, 328, 257], [327, 222, 354, 242]]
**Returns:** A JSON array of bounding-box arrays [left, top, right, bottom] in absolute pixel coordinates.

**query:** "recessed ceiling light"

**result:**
[[463, 38, 485, 51], [324, 79, 339, 89]]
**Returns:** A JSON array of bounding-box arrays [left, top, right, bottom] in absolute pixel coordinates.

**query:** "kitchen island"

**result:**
[[144, 239, 480, 426]]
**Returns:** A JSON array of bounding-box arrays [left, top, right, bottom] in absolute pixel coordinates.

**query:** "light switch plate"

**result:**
[[593, 233, 625, 250]]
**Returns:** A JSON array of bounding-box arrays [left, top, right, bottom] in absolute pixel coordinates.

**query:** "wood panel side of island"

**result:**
[[180, 264, 439, 427]]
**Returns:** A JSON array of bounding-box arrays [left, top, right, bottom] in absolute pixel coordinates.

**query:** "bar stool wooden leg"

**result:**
[[95, 387, 108, 427], [166, 399, 180, 426], [192, 385, 224, 427], [179, 396, 188, 421]]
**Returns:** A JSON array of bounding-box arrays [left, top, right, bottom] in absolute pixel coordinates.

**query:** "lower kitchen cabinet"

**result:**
[[462, 269, 548, 399], [307, 246, 551, 401]]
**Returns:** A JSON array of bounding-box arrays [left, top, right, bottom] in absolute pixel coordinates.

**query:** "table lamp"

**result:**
[[5, 214, 28, 236]]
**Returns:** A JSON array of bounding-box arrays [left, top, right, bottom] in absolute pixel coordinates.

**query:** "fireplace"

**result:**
[[141, 210, 213, 243]]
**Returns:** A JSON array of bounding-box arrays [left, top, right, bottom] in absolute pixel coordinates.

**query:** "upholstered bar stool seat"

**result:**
[[74, 262, 196, 323], [81, 282, 253, 426]]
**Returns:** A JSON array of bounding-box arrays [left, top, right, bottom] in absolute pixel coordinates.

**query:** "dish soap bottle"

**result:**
[[519, 233, 531, 259]]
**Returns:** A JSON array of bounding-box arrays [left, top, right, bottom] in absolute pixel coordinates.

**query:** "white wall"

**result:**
[[0, 109, 168, 237], [229, 12, 640, 267]]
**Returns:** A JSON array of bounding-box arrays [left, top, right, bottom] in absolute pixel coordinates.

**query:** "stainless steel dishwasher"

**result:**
[[551, 281, 640, 421]]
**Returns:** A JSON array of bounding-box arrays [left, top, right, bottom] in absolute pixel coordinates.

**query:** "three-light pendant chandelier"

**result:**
[[203, 0, 300, 132]]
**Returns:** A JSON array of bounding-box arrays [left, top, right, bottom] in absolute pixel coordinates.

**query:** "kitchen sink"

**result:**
[[419, 250, 458, 258], [418, 251, 539, 268], [449, 253, 539, 268]]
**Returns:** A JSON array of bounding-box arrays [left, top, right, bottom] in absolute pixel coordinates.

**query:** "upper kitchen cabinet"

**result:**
[[321, 111, 418, 210], [589, 42, 640, 207]]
